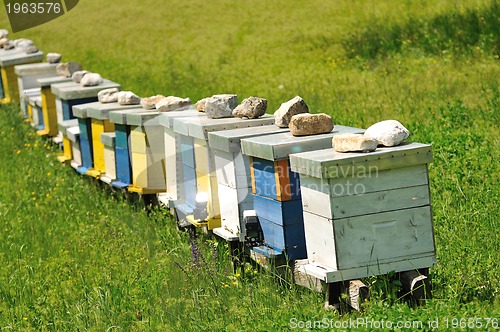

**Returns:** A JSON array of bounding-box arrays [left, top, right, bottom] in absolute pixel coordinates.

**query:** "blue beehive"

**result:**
[[240, 125, 364, 261], [108, 108, 145, 189]]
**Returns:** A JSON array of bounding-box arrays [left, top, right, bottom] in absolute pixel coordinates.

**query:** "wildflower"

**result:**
[[16, 150, 21, 155]]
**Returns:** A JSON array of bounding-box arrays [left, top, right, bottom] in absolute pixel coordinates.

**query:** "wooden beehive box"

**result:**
[[50, 80, 120, 121], [85, 102, 138, 178], [289, 142, 436, 283], [36, 76, 72, 137], [208, 125, 288, 241], [57, 119, 78, 163], [125, 111, 165, 194], [240, 125, 364, 260], [14, 62, 58, 116], [157, 108, 205, 207], [172, 114, 275, 230], [22, 88, 40, 124], [108, 108, 145, 189], [28, 95, 44, 131], [0, 49, 44, 103], [72, 103, 95, 174], [100, 132, 117, 184], [67, 125, 82, 169]]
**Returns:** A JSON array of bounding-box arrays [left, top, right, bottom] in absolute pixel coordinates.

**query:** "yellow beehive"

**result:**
[[36, 76, 72, 137]]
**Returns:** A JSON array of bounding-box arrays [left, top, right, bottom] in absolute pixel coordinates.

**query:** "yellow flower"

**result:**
[[16, 150, 21, 155]]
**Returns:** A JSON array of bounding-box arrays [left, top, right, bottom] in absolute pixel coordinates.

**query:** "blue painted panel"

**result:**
[[80, 137, 93, 169], [180, 135, 195, 168], [62, 97, 98, 120], [35, 106, 44, 130], [252, 158, 277, 199], [183, 164, 197, 209], [259, 217, 307, 260], [254, 195, 303, 226], [0, 71, 4, 99], [78, 118, 91, 140], [115, 124, 129, 149], [115, 147, 131, 184]]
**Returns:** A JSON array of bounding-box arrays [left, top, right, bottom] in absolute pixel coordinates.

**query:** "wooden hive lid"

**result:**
[[87, 102, 140, 120], [0, 51, 44, 66], [36, 76, 72, 88], [158, 108, 203, 129], [108, 108, 145, 125], [290, 142, 433, 179], [241, 125, 364, 161], [208, 124, 288, 153], [50, 79, 121, 100], [14, 62, 58, 76]]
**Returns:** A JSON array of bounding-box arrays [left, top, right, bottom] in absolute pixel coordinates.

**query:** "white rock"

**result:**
[[333, 133, 378, 152], [232, 96, 267, 119], [80, 73, 103, 87], [72, 70, 89, 83], [46, 53, 62, 63], [56, 62, 82, 77], [98, 88, 120, 103], [0, 38, 9, 48], [0, 29, 8, 39], [195, 97, 209, 112], [117, 91, 141, 105], [141, 94, 165, 109], [289, 113, 334, 136], [13, 38, 33, 48], [364, 120, 410, 147], [274, 96, 309, 128], [155, 96, 192, 112], [205, 94, 238, 119]]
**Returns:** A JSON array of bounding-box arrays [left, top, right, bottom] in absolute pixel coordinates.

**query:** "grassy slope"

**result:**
[[1, 0, 499, 330]]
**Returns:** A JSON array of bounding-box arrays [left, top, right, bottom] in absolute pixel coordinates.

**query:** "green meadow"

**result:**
[[0, 0, 499, 330]]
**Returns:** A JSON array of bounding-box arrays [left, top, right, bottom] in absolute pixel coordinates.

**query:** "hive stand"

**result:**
[[36, 76, 72, 137], [14, 62, 58, 117], [289, 142, 436, 306], [50, 79, 120, 146], [172, 114, 275, 232], [0, 49, 44, 104], [108, 108, 146, 190]]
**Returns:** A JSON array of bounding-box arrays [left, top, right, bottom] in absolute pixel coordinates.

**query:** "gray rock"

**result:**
[[333, 133, 378, 152], [80, 73, 103, 87], [98, 88, 120, 103], [46, 53, 62, 63], [71, 70, 89, 83], [0, 38, 9, 48], [13, 38, 33, 47], [0, 29, 8, 39], [24, 45, 39, 54], [3, 41, 14, 50], [117, 91, 141, 105], [195, 97, 209, 112], [205, 94, 238, 119], [156, 96, 192, 112], [232, 96, 267, 119], [56, 62, 83, 77], [274, 96, 309, 128], [289, 113, 334, 136], [364, 120, 410, 147], [140, 94, 165, 110]]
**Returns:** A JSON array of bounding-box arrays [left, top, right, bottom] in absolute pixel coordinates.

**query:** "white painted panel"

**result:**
[[104, 146, 116, 179], [303, 211, 337, 271]]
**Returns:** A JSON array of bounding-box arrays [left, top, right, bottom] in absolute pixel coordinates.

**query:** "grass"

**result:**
[[1, 0, 499, 330]]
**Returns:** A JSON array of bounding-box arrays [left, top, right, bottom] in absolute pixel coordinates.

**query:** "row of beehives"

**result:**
[[1, 35, 436, 308]]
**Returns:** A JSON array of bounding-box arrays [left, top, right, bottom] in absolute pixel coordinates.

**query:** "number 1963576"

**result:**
[[5, 2, 62, 14]]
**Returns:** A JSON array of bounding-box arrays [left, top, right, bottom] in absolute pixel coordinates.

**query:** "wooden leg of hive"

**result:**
[[399, 269, 431, 305], [341, 280, 369, 312]]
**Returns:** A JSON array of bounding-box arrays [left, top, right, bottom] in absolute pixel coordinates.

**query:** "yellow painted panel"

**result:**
[[63, 136, 73, 160], [130, 126, 146, 153], [131, 152, 148, 188], [27, 104, 33, 123], [91, 119, 106, 173], [194, 138, 210, 174], [196, 171, 220, 218], [1, 66, 19, 103], [39, 87, 58, 136]]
